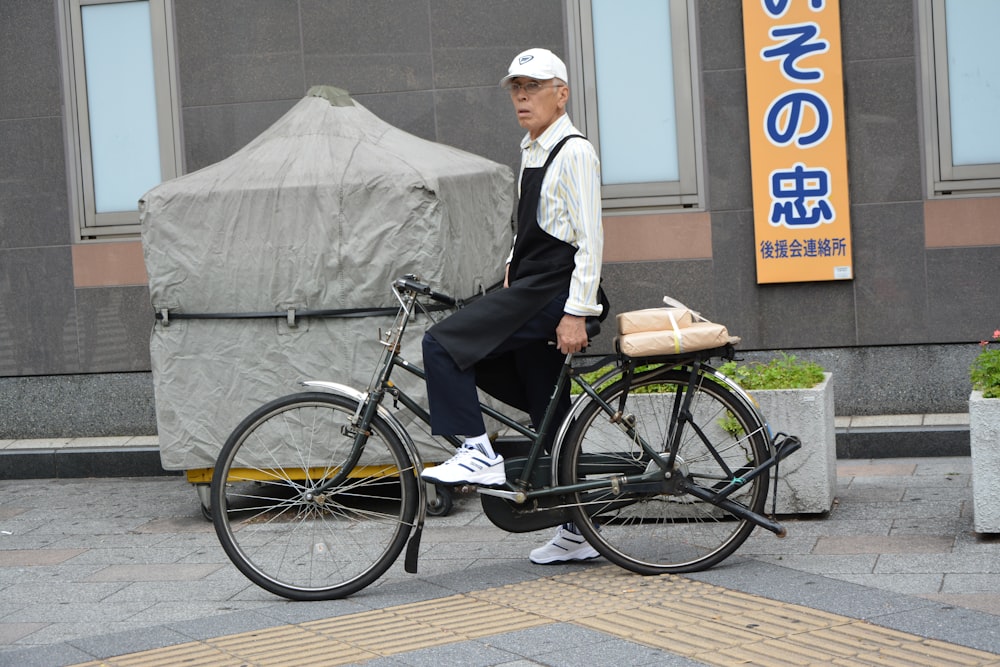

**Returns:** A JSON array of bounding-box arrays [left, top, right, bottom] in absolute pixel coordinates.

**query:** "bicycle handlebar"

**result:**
[[585, 318, 602, 340], [394, 275, 456, 306]]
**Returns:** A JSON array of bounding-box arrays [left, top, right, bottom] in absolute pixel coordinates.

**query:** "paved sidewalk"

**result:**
[[1, 456, 998, 666]]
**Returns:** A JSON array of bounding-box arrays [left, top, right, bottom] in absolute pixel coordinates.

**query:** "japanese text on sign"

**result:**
[[743, 0, 853, 283]]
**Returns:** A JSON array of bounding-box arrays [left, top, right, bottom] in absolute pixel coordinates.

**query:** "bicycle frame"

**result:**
[[317, 276, 792, 537], [211, 275, 804, 597]]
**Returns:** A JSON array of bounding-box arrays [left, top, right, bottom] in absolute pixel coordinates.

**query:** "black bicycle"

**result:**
[[211, 275, 800, 600]]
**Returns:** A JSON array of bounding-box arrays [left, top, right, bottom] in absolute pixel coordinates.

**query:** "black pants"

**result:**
[[422, 293, 571, 447]]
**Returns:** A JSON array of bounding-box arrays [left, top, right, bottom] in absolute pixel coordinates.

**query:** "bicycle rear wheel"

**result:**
[[560, 366, 769, 574], [211, 392, 417, 600]]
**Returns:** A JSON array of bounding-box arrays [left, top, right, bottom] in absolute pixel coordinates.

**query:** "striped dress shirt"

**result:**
[[512, 113, 604, 318]]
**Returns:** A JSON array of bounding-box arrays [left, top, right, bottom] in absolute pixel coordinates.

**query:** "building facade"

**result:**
[[1, 0, 998, 439]]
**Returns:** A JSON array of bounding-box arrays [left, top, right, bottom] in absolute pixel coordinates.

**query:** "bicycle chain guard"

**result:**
[[479, 456, 571, 533]]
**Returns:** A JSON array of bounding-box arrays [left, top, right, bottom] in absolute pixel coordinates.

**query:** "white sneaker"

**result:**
[[420, 447, 505, 486], [529, 525, 600, 564]]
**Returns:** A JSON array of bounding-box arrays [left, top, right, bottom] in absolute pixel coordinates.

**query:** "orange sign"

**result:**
[[743, 0, 853, 283]]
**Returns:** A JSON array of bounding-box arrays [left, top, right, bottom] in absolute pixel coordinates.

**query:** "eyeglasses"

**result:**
[[504, 81, 559, 95]]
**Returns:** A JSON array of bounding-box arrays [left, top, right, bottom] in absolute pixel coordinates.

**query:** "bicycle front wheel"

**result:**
[[560, 366, 769, 574], [211, 392, 418, 600]]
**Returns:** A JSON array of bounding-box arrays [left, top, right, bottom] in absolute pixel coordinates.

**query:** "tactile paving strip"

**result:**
[[70, 566, 1000, 667]]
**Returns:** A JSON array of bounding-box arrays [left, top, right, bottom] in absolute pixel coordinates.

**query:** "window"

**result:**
[[59, 0, 182, 238], [566, 0, 702, 210], [921, 0, 1000, 196]]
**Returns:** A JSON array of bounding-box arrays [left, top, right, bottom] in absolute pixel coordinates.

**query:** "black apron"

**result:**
[[429, 134, 586, 371]]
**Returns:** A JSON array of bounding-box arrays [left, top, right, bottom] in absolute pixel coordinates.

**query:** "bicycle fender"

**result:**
[[301, 380, 427, 570], [300, 380, 426, 468], [301, 379, 365, 402]]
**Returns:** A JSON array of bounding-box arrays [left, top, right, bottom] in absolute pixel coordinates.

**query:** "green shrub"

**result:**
[[971, 329, 1000, 399], [573, 355, 823, 439], [717, 353, 824, 390], [715, 353, 825, 437], [574, 354, 825, 396], [571, 364, 676, 394]]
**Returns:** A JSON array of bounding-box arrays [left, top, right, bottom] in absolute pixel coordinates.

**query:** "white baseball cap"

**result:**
[[500, 48, 568, 86]]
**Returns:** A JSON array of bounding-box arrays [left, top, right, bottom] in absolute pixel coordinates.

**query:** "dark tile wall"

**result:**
[[356, 91, 437, 141], [3, 0, 1000, 432], [843, 56, 923, 205], [0, 247, 78, 376], [173, 0, 563, 178], [174, 0, 305, 107], [756, 280, 858, 348], [1, 2, 73, 377], [702, 67, 753, 213], [927, 247, 1000, 343], [851, 202, 927, 345], [76, 286, 154, 373], [688, 0, 1000, 350], [710, 209, 762, 344], [0, 2, 154, 381], [0, 0, 68, 252], [559, 0, 999, 353], [0, 116, 69, 249], [300, 0, 435, 94], [181, 99, 298, 172], [603, 259, 716, 321], [841, 0, 916, 61], [0, 0, 565, 382], [0, 0, 62, 119]]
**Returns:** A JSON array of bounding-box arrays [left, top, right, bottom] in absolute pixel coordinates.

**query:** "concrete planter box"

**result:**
[[747, 373, 836, 514], [969, 391, 1000, 534], [618, 374, 835, 515]]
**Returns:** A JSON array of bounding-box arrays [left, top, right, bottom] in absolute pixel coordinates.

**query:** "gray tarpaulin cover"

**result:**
[[140, 86, 514, 471]]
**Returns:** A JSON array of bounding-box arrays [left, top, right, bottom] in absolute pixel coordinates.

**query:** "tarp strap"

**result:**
[[153, 281, 503, 327], [155, 304, 450, 327]]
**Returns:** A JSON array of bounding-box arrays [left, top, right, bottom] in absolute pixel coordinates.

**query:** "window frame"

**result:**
[[58, 0, 183, 239], [920, 0, 1000, 197], [565, 0, 704, 210]]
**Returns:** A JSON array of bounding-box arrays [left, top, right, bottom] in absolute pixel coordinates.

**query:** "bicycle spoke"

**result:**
[[212, 393, 417, 600], [562, 367, 769, 574]]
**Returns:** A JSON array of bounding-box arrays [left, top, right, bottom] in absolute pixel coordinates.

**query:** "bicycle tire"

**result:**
[[425, 483, 454, 517], [560, 366, 769, 574], [211, 391, 418, 600]]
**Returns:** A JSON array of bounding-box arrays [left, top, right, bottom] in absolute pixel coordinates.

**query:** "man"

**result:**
[[420, 48, 605, 564]]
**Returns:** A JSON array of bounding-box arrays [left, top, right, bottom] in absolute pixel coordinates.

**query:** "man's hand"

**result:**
[[556, 314, 588, 354]]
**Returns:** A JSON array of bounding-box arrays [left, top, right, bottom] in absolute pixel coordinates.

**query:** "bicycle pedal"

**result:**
[[477, 487, 526, 503]]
